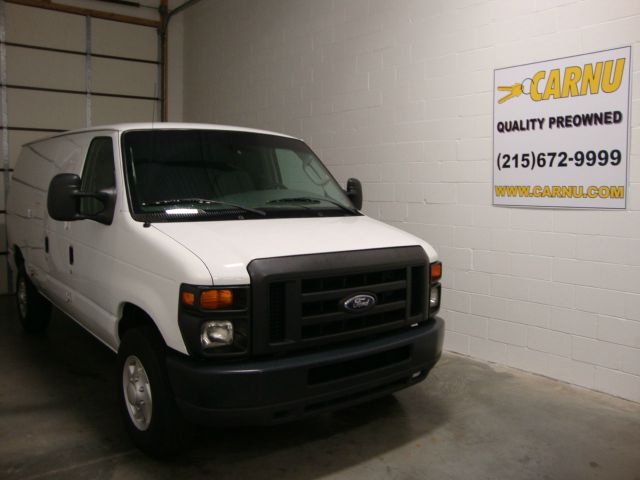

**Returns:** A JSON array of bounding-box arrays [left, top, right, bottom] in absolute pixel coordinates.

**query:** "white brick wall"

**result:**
[[181, 0, 640, 403]]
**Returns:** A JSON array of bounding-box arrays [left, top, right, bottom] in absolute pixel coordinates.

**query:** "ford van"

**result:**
[[7, 123, 444, 456]]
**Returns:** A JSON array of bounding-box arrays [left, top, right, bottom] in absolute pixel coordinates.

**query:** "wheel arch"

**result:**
[[117, 303, 166, 350], [13, 245, 24, 269], [10, 246, 25, 292]]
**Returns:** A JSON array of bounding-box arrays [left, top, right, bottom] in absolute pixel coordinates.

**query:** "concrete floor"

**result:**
[[1, 297, 639, 480]]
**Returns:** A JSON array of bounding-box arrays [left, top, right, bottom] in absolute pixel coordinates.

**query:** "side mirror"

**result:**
[[89, 188, 117, 225], [346, 177, 363, 210], [47, 174, 83, 221], [47, 173, 116, 225]]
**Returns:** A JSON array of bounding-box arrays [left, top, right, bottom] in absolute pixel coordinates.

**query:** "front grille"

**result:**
[[249, 246, 429, 355], [269, 282, 286, 342], [298, 267, 408, 340], [301, 309, 405, 340]]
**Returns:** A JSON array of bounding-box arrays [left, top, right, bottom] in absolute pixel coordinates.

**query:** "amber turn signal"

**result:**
[[200, 289, 234, 310], [430, 262, 442, 282], [181, 291, 196, 306]]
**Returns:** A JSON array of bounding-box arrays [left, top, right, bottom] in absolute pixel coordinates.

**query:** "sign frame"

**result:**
[[492, 46, 632, 210]]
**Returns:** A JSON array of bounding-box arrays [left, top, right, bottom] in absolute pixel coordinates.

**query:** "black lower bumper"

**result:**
[[166, 317, 444, 426]]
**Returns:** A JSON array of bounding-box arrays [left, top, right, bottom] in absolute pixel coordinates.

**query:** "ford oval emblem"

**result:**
[[343, 293, 377, 313]]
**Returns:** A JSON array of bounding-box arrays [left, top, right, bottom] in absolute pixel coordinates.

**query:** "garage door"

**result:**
[[0, 0, 161, 293]]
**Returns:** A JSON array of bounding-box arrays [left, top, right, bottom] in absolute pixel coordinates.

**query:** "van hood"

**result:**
[[152, 216, 438, 285]]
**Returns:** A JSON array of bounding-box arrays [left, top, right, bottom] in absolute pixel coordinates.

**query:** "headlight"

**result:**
[[429, 262, 442, 318], [429, 283, 441, 310], [179, 284, 249, 357], [201, 320, 234, 348]]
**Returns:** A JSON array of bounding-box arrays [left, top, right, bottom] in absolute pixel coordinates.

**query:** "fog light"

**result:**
[[201, 320, 234, 348], [429, 285, 441, 308]]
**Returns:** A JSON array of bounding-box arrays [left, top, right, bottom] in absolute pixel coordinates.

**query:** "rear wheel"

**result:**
[[16, 267, 51, 333], [117, 326, 191, 457]]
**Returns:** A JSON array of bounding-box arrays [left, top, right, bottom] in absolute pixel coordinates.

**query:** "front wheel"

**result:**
[[117, 327, 191, 457], [16, 267, 51, 333]]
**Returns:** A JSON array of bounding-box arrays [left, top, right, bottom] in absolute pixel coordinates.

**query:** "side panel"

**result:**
[[60, 132, 213, 352], [68, 215, 214, 353], [41, 134, 90, 309], [7, 134, 84, 299], [54, 132, 117, 338]]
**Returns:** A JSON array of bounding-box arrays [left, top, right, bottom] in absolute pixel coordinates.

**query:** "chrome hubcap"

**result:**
[[122, 355, 153, 431], [17, 277, 28, 319]]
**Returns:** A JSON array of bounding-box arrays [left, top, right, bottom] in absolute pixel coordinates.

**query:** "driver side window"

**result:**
[[80, 137, 115, 216]]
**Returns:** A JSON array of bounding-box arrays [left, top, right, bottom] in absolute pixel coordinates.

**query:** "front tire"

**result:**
[[117, 327, 191, 457], [16, 267, 51, 333]]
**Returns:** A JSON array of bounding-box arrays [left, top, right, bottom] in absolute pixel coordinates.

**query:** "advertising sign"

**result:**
[[493, 47, 631, 208]]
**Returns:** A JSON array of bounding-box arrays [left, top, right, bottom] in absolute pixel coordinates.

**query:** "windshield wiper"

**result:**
[[267, 196, 358, 214], [142, 198, 266, 216]]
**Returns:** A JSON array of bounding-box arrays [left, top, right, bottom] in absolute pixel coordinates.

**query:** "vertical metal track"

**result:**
[[0, 0, 11, 291], [158, 0, 167, 121], [85, 15, 92, 127], [0, 1, 8, 182], [155, 30, 161, 122]]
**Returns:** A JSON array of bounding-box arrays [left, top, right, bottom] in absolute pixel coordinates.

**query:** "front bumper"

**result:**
[[166, 316, 444, 426]]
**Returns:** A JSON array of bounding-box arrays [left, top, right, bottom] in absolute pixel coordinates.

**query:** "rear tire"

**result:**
[[16, 267, 51, 334], [117, 326, 191, 458]]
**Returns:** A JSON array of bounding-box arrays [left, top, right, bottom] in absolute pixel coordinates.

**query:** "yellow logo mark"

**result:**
[[498, 57, 625, 103], [497, 83, 523, 104]]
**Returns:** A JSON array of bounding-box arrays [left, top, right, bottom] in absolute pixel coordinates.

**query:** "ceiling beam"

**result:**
[[4, 0, 161, 28]]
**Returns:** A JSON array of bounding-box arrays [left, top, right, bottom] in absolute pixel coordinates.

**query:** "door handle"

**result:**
[[68, 246, 74, 265], [45, 236, 49, 253]]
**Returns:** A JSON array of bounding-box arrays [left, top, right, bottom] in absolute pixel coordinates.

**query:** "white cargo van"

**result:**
[[7, 123, 444, 456]]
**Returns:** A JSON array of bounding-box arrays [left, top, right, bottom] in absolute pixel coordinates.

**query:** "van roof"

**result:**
[[25, 122, 298, 145]]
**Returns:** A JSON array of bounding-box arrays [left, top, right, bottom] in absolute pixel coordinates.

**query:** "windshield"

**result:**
[[121, 129, 357, 221]]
